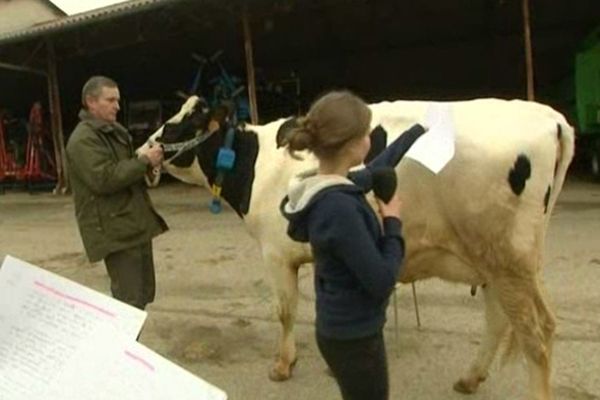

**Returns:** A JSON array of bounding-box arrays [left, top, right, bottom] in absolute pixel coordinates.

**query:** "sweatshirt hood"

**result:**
[[280, 173, 361, 242]]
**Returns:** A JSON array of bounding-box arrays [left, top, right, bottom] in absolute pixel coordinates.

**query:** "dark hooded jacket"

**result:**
[[281, 175, 404, 339]]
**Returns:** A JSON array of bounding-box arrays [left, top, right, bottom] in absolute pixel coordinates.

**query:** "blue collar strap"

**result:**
[[210, 124, 237, 213]]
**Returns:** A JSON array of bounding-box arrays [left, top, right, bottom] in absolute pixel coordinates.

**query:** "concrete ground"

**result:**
[[1, 177, 599, 399]]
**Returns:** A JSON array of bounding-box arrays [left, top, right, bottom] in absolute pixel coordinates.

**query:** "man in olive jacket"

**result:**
[[66, 76, 167, 310]]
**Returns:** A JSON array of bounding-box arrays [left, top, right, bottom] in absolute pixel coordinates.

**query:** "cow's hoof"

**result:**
[[453, 376, 485, 394], [268, 358, 297, 382]]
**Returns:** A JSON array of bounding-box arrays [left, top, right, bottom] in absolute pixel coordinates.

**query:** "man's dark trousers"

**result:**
[[104, 241, 155, 310]]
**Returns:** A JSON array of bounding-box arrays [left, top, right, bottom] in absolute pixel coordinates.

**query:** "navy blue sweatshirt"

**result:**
[[281, 177, 404, 339]]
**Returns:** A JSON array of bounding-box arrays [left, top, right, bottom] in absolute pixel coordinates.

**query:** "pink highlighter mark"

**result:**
[[125, 350, 155, 371], [34, 281, 116, 318]]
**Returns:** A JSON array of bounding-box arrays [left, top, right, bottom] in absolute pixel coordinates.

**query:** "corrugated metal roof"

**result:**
[[0, 0, 186, 46]]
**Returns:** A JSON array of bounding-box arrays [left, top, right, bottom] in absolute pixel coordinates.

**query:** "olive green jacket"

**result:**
[[66, 109, 168, 262]]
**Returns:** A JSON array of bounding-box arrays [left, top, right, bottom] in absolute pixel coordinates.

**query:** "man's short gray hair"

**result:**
[[81, 76, 118, 108]]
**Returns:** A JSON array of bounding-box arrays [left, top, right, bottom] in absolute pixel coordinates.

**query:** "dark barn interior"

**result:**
[[0, 0, 598, 163]]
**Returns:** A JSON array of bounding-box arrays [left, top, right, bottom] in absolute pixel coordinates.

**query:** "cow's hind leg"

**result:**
[[454, 283, 510, 394], [526, 281, 556, 400], [266, 256, 300, 381], [496, 276, 555, 400]]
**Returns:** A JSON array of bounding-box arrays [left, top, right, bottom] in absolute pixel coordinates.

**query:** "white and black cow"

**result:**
[[139, 96, 574, 400]]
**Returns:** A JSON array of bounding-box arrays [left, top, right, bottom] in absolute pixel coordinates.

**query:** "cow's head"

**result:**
[[139, 96, 258, 217], [139, 96, 227, 186]]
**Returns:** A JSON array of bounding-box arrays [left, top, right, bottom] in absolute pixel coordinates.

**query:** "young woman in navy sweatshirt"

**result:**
[[281, 91, 406, 400]]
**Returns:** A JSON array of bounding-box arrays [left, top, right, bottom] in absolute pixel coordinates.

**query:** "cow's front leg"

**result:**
[[454, 283, 509, 394], [265, 254, 300, 381]]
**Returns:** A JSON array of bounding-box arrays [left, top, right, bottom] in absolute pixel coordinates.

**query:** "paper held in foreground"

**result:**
[[0, 255, 147, 338], [44, 326, 227, 400], [404, 102, 456, 173], [0, 255, 227, 400]]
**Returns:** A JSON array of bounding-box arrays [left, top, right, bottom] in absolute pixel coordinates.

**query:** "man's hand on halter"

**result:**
[[138, 143, 164, 167]]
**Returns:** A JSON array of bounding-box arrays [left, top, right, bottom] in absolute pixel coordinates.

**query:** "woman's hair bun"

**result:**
[[286, 116, 315, 156]]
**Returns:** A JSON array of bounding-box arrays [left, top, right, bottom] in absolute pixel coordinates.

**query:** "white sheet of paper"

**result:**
[[44, 327, 228, 400], [0, 255, 147, 399], [404, 102, 456, 173]]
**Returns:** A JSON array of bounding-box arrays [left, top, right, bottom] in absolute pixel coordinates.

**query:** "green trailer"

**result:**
[[575, 26, 600, 179]]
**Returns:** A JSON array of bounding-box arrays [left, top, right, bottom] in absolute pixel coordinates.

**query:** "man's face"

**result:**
[[86, 86, 120, 123]]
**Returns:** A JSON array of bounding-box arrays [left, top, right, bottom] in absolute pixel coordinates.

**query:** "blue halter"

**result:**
[[209, 116, 237, 214]]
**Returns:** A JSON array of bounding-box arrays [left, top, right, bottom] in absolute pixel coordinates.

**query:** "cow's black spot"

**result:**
[[276, 117, 300, 148], [170, 151, 196, 168], [543, 185, 551, 213], [161, 122, 185, 144], [160, 121, 198, 167], [162, 107, 208, 144], [365, 125, 388, 164], [508, 154, 531, 196], [197, 127, 259, 218]]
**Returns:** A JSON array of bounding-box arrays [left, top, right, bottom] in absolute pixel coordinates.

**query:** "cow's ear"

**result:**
[[210, 104, 231, 125], [208, 120, 220, 133], [365, 125, 388, 163], [276, 117, 300, 148]]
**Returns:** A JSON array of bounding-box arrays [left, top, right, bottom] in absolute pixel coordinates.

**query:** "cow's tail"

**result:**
[[500, 328, 520, 366], [545, 117, 575, 221]]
